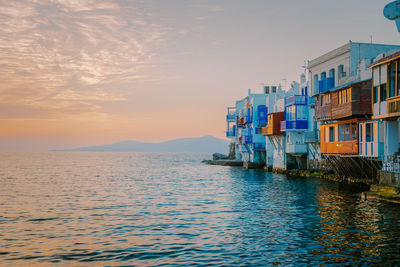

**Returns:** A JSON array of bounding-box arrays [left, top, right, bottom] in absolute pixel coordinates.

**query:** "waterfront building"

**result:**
[[230, 89, 267, 164], [281, 74, 311, 169], [308, 41, 400, 177], [261, 85, 291, 170], [363, 50, 400, 174]]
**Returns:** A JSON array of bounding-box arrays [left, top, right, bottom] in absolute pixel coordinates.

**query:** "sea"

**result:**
[[1, 152, 400, 266]]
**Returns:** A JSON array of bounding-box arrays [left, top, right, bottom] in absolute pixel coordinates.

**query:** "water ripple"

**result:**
[[1, 152, 400, 265]]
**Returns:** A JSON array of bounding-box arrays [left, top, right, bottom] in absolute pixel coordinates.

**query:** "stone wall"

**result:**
[[379, 171, 400, 188]]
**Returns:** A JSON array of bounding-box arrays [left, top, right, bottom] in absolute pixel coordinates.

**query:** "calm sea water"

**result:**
[[1, 152, 400, 266]]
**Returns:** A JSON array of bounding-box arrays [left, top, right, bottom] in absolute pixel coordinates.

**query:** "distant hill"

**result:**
[[59, 136, 230, 153]]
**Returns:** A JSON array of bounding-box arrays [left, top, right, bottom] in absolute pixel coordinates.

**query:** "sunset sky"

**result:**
[[0, 0, 399, 151]]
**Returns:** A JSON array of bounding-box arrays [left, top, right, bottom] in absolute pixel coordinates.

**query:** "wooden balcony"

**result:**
[[315, 105, 332, 121], [320, 118, 363, 155], [261, 112, 284, 136], [387, 95, 400, 118]]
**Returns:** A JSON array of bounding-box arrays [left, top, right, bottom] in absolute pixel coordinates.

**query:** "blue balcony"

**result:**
[[226, 107, 236, 122], [280, 120, 308, 131], [226, 125, 236, 137], [285, 95, 307, 107], [226, 114, 235, 122], [252, 143, 266, 150]]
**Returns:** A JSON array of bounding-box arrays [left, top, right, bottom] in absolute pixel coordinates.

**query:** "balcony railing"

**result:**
[[382, 156, 400, 173], [226, 114, 236, 122], [285, 95, 307, 106], [388, 96, 400, 117], [281, 120, 308, 131]]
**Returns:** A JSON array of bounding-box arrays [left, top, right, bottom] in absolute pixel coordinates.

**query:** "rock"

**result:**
[[212, 153, 229, 160]]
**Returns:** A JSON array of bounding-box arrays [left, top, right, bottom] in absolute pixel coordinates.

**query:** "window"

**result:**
[[296, 105, 307, 120], [339, 124, 344, 141], [366, 123, 373, 142], [338, 65, 345, 79], [338, 88, 352, 104], [329, 68, 335, 88], [314, 74, 318, 94], [352, 87, 360, 101], [329, 126, 335, 142], [373, 86, 378, 104], [389, 62, 396, 98], [321, 94, 331, 106], [380, 84, 387, 102], [321, 72, 326, 80], [350, 123, 357, 140], [360, 124, 363, 142]]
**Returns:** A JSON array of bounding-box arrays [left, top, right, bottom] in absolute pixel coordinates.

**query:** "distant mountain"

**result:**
[[59, 136, 230, 153]]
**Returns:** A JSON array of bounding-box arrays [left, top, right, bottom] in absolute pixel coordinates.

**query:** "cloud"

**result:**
[[0, 0, 166, 119]]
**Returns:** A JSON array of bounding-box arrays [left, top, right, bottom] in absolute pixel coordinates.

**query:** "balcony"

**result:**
[[261, 112, 284, 136], [226, 130, 235, 137], [285, 95, 307, 106], [304, 131, 319, 143], [315, 104, 332, 121], [226, 125, 236, 138], [226, 114, 236, 122], [281, 120, 308, 131], [252, 143, 266, 151], [286, 144, 307, 154], [226, 107, 236, 122], [387, 96, 400, 118]]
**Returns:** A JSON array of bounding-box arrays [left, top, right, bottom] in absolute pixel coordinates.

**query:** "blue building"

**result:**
[[228, 89, 267, 165]]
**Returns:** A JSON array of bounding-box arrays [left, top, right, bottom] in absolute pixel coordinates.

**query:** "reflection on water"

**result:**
[[1, 152, 400, 265]]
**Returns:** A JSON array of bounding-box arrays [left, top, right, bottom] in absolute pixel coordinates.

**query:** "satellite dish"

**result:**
[[384, 0, 400, 32], [384, 0, 400, 20]]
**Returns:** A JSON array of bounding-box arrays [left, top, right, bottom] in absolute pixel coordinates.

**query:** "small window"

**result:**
[[360, 124, 363, 142], [366, 123, 373, 142], [339, 124, 344, 141], [329, 126, 335, 142], [373, 87, 378, 104], [351, 123, 357, 141], [352, 87, 360, 101], [344, 124, 350, 141], [380, 84, 387, 102]]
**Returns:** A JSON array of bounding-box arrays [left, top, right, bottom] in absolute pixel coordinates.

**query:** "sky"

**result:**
[[0, 0, 399, 151]]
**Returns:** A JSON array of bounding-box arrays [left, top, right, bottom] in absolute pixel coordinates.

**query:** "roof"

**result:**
[[369, 50, 400, 68]]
